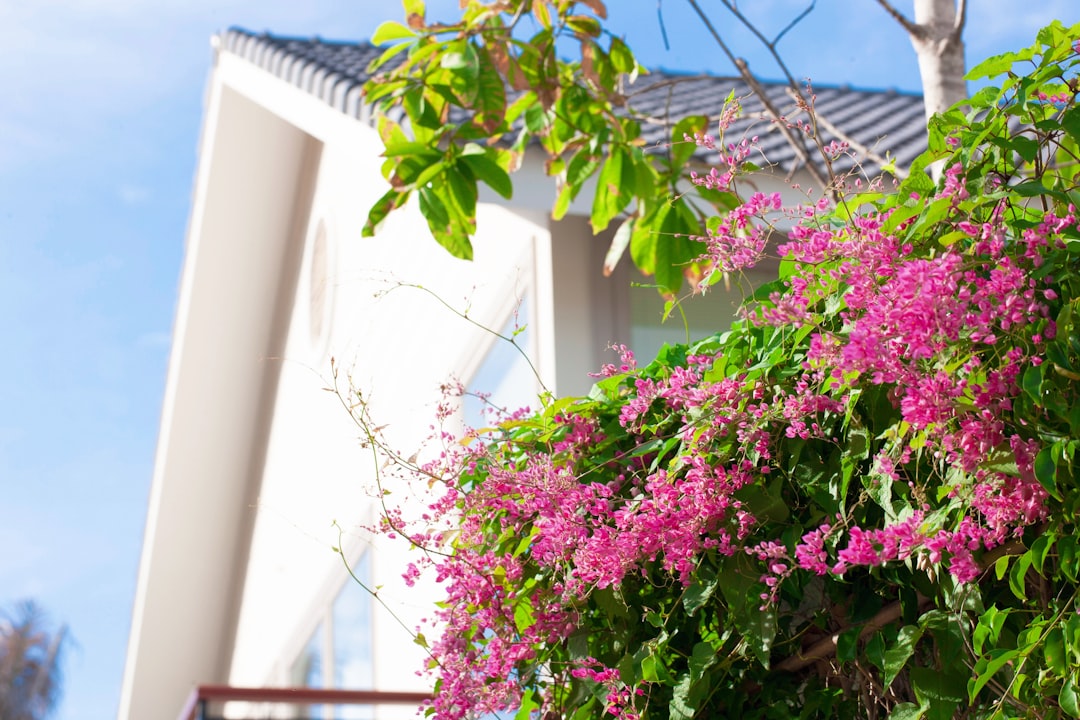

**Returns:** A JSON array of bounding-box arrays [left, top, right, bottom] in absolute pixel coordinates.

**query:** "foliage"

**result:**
[[360, 0, 818, 293], [0, 601, 66, 720], [356, 21, 1080, 720]]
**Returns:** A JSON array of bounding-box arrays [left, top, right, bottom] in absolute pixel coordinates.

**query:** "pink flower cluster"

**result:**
[[386, 150, 1072, 719]]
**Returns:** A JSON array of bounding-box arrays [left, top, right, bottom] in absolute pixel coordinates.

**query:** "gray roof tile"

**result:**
[[221, 27, 927, 177]]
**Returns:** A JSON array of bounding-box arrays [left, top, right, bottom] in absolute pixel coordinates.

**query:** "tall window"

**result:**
[[289, 553, 374, 719], [332, 553, 374, 719], [463, 296, 537, 432]]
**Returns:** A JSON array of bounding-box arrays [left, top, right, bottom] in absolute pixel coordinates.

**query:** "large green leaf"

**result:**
[[371, 20, 417, 46], [459, 152, 513, 200]]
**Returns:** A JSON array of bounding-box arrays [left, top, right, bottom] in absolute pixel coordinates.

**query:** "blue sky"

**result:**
[[0, 2, 1072, 719]]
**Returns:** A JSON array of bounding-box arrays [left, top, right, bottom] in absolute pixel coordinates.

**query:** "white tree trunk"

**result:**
[[911, 0, 967, 123]]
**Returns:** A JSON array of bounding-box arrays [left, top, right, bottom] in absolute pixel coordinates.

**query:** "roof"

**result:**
[[220, 27, 929, 177]]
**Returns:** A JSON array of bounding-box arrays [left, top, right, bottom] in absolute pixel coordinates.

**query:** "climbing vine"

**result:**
[[358, 22, 1080, 720]]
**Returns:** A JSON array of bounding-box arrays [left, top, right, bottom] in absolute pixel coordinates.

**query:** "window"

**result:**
[[289, 553, 374, 719], [463, 296, 537, 431]]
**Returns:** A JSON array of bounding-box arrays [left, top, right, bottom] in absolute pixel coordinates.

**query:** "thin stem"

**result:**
[[334, 524, 441, 666], [381, 282, 547, 397]]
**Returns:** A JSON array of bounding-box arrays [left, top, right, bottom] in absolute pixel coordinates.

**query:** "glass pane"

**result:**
[[290, 623, 324, 719], [464, 297, 536, 431], [628, 266, 775, 362], [333, 553, 374, 719]]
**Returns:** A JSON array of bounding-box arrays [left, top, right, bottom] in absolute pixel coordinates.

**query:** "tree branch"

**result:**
[[953, 0, 967, 38], [682, 0, 831, 189], [776, 538, 1031, 673], [735, 58, 830, 188], [791, 89, 910, 179], [773, 1, 816, 46], [874, 0, 922, 38], [775, 593, 931, 672]]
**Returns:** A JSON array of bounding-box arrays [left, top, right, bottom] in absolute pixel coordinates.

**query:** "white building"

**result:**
[[118, 28, 926, 720]]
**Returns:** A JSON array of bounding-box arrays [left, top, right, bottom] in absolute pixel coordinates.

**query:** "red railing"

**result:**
[[177, 685, 432, 720]]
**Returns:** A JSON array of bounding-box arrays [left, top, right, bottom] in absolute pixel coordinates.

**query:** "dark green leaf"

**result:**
[[1035, 447, 1061, 499], [882, 625, 922, 689], [1023, 363, 1044, 403], [836, 626, 861, 663], [911, 665, 966, 702], [669, 674, 694, 720]]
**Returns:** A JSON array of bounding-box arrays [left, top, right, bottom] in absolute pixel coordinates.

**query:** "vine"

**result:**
[[353, 21, 1080, 720]]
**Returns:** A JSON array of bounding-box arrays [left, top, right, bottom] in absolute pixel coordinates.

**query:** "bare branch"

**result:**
[[656, 0, 670, 51], [791, 89, 910, 179], [773, 1, 816, 46], [735, 58, 830, 188], [874, 0, 922, 38], [776, 594, 931, 672], [682, 0, 831, 188]]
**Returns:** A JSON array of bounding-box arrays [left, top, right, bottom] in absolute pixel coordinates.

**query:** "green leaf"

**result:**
[[524, 103, 549, 134], [669, 115, 708, 169], [446, 42, 480, 106], [1062, 675, 1080, 718], [1060, 535, 1079, 583], [1045, 627, 1067, 675], [883, 625, 923, 689], [969, 648, 1019, 702], [965, 52, 1015, 81], [603, 216, 634, 276], [1031, 532, 1056, 577], [1009, 552, 1032, 601], [719, 556, 776, 668], [1023, 363, 1044, 403], [363, 188, 409, 237], [383, 141, 443, 159], [669, 674, 695, 720], [1012, 180, 1050, 197], [566, 149, 601, 189], [683, 576, 717, 617], [471, 46, 507, 130], [1062, 106, 1080, 145], [689, 641, 717, 683], [591, 149, 626, 233], [459, 153, 513, 200], [887, 703, 925, 720], [371, 20, 417, 46], [836, 626, 861, 663], [445, 166, 478, 219], [609, 36, 635, 73], [911, 665, 966, 703], [1035, 447, 1061, 500]]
